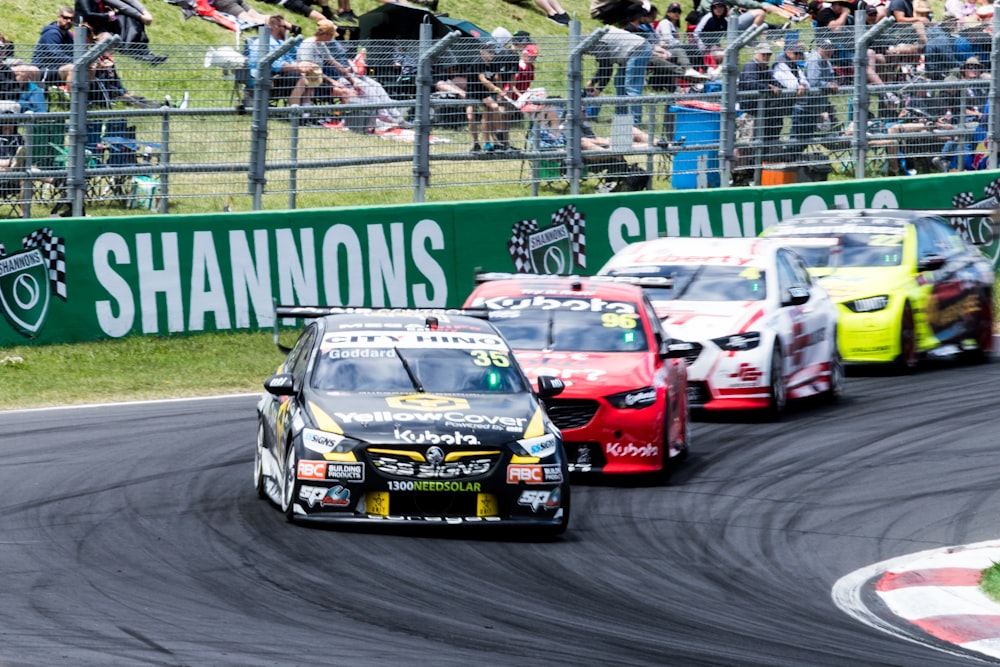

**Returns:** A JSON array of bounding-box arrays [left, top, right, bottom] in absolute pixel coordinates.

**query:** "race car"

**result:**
[[464, 274, 690, 479], [597, 237, 843, 415], [763, 209, 995, 368], [255, 306, 570, 535]]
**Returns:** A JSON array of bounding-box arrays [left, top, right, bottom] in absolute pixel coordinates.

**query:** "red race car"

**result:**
[[465, 273, 691, 480]]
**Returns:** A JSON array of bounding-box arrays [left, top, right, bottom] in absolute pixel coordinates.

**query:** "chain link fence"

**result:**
[[0, 12, 997, 218]]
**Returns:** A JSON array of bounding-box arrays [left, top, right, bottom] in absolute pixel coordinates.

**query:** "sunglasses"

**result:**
[[60, 14, 74, 19]]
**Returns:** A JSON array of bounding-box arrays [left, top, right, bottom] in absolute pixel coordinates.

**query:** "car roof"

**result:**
[[765, 209, 931, 235], [470, 275, 648, 302], [602, 236, 777, 270]]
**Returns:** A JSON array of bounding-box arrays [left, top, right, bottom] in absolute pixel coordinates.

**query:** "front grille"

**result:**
[[686, 381, 709, 407], [387, 492, 485, 518], [543, 398, 599, 430]]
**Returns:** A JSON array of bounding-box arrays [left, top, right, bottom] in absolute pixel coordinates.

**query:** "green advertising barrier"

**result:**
[[2, 172, 998, 346]]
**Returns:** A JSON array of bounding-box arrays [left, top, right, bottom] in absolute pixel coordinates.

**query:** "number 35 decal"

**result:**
[[470, 350, 511, 367]]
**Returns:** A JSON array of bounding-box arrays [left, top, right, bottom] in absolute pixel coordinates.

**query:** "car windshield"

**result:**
[[489, 308, 648, 352], [786, 233, 903, 268], [312, 346, 527, 394], [604, 265, 766, 301]]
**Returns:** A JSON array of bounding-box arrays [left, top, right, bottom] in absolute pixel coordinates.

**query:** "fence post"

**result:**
[[854, 12, 895, 180], [568, 24, 607, 195], [158, 111, 169, 214], [720, 23, 765, 186], [248, 27, 301, 210], [414, 28, 460, 202], [988, 3, 1000, 170]]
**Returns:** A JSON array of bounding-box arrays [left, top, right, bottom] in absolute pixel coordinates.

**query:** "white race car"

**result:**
[[598, 237, 843, 415]]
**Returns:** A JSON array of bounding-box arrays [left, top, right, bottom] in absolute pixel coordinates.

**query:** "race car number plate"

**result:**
[[477, 493, 498, 517], [367, 491, 389, 516]]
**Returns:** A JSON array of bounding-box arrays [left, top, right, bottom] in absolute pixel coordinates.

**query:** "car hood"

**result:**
[[811, 267, 910, 302], [649, 299, 767, 342], [303, 391, 547, 446], [512, 350, 653, 394]]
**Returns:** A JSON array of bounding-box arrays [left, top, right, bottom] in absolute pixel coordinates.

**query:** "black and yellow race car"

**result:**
[[255, 306, 569, 535]]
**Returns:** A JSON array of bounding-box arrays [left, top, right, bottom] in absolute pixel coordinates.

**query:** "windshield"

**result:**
[[787, 233, 903, 268], [489, 309, 648, 352], [311, 347, 526, 394], [603, 265, 766, 301]]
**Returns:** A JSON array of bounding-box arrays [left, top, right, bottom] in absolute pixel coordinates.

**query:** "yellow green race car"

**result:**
[[763, 209, 995, 369]]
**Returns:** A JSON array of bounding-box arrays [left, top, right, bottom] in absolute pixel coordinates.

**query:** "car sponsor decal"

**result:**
[[297, 460, 365, 481], [507, 464, 564, 484], [605, 443, 659, 458], [385, 394, 469, 411], [728, 363, 763, 385], [373, 453, 495, 478], [299, 484, 351, 508], [392, 428, 482, 445], [518, 487, 562, 512], [322, 332, 507, 350], [386, 480, 483, 492], [475, 295, 636, 314], [336, 409, 526, 432]]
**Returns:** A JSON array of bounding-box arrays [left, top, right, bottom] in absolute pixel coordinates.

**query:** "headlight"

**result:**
[[712, 331, 761, 351], [605, 387, 657, 409], [514, 433, 558, 459], [302, 428, 357, 454], [845, 295, 889, 313]]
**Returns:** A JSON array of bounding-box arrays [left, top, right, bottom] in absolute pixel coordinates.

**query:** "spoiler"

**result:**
[[473, 270, 674, 288], [920, 208, 999, 246], [270, 303, 490, 354]]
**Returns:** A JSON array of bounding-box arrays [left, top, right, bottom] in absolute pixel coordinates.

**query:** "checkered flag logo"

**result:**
[[947, 179, 1000, 250], [21, 227, 67, 300], [507, 205, 587, 274]]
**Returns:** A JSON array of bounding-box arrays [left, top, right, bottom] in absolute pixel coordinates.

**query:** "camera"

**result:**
[[289, 25, 302, 36]]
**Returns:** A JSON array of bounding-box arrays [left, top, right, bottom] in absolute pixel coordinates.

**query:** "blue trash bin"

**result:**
[[670, 100, 722, 189]]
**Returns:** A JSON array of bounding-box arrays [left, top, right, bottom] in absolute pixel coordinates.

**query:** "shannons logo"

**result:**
[[508, 205, 586, 274], [951, 178, 1000, 267], [0, 228, 67, 337]]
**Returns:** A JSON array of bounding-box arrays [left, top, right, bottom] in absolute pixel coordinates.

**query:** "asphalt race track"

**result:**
[[2, 359, 999, 666]]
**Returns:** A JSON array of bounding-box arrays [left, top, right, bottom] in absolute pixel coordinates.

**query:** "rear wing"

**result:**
[[271, 303, 489, 354], [474, 270, 674, 289]]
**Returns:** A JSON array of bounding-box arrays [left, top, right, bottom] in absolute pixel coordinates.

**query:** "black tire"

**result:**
[[548, 483, 571, 537], [895, 302, 918, 373], [767, 343, 786, 418], [825, 344, 845, 403], [280, 445, 298, 523], [253, 421, 267, 500], [966, 292, 994, 364]]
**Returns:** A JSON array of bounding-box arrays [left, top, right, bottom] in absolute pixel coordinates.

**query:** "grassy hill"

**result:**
[[4, 0, 601, 48]]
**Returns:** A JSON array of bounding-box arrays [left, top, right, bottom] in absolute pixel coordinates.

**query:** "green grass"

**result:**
[[982, 561, 1000, 603], [0, 330, 286, 409]]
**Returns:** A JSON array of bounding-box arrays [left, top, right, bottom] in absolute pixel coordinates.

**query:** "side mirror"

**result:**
[[264, 373, 296, 396], [783, 286, 810, 307], [536, 374, 565, 398], [918, 254, 946, 272], [662, 339, 695, 359]]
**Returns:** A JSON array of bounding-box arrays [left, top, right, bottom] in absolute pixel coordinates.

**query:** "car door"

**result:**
[[775, 249, 822, 374], [275, 323, 319, 467], [916, 218, 967, 345]]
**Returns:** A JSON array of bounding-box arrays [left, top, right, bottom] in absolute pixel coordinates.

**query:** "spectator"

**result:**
[[75, 0, 167, 65], [808, 0, 854, 28], [256, 0, 337, 23], [923, 17, 961, 80], [299, 20, 411, 128], [738, 41, 781, 166], [201, 0, 270, 27], [463, 42, 517, 152], [247, 14, 314, 107], [11, 66, 47, 114], [31, 7, 76, 84], [590, 0, 651, 26], [772, 40, 813, 150], [694, 0, 777, 28], [656, 2, 698, 69], [533, 0, 571, 25], [692, 1, 735, 66], [934, 56, 989, 170], [804, 38, 839, 129], [585, 26, 652, 127], [628, 5, 693, 92], [334, 1, 357, 22]]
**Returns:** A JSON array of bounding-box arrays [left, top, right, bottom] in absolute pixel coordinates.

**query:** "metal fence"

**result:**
[[1, 11, 998, 218]]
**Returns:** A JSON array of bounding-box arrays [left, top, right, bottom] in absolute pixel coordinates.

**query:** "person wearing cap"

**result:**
[[736, 41, 782, 170], [656, 2, 700, 72], [933, 57, 988, 171], [804, 39, 840, 130], [772, 40, 815, 151]]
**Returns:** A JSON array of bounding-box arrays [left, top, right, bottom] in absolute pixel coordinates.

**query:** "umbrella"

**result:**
[[357, 3, 452, 41], [438, 17, 497, 45]]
